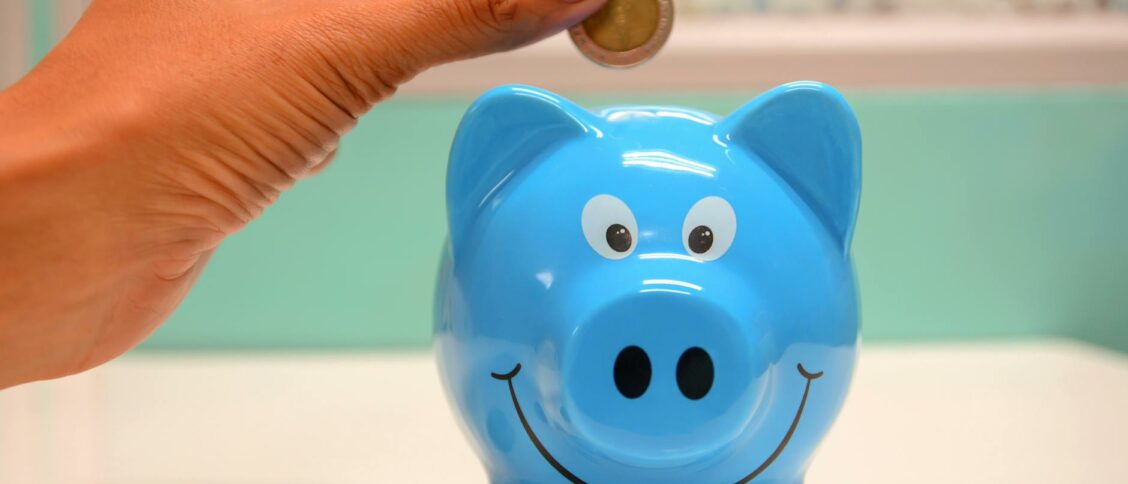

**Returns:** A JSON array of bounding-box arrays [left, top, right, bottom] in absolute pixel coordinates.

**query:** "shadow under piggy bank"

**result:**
[[434, 81, 861, 484]]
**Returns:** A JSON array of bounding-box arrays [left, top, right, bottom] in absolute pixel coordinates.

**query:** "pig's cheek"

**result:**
[[487, 407, 517, 452]]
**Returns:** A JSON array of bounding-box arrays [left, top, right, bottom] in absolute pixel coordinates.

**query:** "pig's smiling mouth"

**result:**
[[490, 362, 824, 483]]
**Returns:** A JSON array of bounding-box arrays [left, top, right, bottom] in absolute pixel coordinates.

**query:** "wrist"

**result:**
[[0, 74, 142, 389]]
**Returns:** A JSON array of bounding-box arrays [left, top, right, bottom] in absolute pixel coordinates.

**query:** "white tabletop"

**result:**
[[2, 339, 1126, 484]]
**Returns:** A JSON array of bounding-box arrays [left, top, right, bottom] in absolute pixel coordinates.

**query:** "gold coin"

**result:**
[[569, 0, 673, 68], [582, 0, 659, 53]]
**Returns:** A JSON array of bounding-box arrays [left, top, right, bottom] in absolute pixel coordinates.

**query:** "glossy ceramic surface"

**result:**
[[434, 82, 862, 483]]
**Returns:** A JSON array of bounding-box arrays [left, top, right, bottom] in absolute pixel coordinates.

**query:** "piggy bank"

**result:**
[[434, 81, 861, 483]]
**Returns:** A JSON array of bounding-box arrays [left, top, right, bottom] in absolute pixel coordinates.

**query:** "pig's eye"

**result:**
[[682, 196, 736, 261], [582, 194, 637, 260]]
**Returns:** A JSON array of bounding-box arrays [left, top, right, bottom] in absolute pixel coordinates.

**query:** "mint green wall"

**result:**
[[28, 0, 54, 65], [143, 88, 1128, 352]]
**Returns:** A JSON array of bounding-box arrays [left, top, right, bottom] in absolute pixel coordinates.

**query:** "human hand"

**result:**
[[0, 0, 606, 388]]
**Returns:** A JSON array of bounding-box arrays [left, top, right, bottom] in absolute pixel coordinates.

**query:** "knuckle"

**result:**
[[467, 0, 520, 33]]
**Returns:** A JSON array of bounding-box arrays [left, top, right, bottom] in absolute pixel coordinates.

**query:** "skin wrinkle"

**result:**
[[188, 140, 282, 212], [484, 0, 521, 32], [413, 1, 482, 60], [141, 225, 231, 280], [286, 17, 379, 114], [149, 159, 256, 251], [204, 106, 295, 178], [300, 56, 365, 123], [150, 241, 214, 282], [457, 0, 509, 47], [257, 59, 351, 139], [197, 113, 295, 195], [269, 80, 344, 160], [299, 5, 411, 103], [253, 95, 329, 174], [360, 1, 453, 77], [130, 207, 227, 252], [173, 149, 259, 227], [227, 99, 318, 180]]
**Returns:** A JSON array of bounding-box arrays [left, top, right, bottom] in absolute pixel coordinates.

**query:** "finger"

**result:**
[[514, 0, 612, 46], [332, 0, 608, 74], [440, 0, 611, 55]]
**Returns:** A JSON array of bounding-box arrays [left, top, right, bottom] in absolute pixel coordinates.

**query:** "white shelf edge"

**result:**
[[400, 15, 1128, 94]]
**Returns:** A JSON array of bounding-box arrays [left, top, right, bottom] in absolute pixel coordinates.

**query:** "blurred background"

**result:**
[[1, 1, 1126, 483], [3, 0, 1125, 352]]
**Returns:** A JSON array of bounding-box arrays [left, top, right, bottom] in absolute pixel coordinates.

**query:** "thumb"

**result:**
[[431, 0, 610, 59], [338, 0, 608, 75]]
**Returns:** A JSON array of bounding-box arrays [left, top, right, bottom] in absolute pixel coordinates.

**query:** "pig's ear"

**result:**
[[718, 81, 862, 252], [447, 85, 596, 249]]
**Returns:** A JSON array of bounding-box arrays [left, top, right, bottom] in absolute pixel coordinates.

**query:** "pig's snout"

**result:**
[[561, 289, 771, 467]]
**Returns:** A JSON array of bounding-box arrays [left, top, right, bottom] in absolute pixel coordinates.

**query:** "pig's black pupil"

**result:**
[[688, 225, 713, 254], [605, 224, 632, 253]]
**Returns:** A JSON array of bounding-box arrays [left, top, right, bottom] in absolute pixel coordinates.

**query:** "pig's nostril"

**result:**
[[676, 347, 715, 400], [613, 345, 651, 399]]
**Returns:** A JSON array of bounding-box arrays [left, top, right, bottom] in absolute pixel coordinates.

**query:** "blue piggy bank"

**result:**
[[434, 81, 861, 483]]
